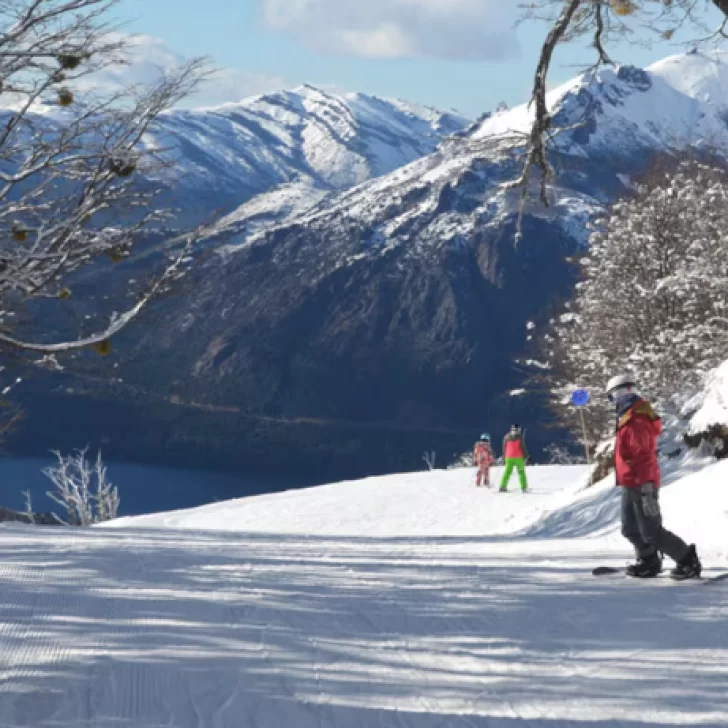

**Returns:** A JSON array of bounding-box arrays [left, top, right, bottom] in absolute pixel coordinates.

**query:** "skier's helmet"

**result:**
[[510, 424, 520, 433], [479, 433, 491, 442], [605, 373, 637, 402]]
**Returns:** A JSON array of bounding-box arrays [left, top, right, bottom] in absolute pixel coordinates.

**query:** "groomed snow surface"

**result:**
[[2, 460, 728, 727]]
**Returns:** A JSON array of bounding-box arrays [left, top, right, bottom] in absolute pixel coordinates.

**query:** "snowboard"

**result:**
[[592, 566, 728, 584]]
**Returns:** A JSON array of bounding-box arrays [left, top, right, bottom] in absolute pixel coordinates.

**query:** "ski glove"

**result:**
[[640, 482, 661, 519]]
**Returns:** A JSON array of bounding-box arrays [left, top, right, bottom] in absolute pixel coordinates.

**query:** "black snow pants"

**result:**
[[620, 484, 690, 562]]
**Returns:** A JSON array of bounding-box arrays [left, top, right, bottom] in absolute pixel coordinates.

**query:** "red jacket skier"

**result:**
[[614, 393, 662, 489], [606, 373, 701, 580], [473, 433, 495, 487]]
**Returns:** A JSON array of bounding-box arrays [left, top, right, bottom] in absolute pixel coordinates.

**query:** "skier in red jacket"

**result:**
[[473, 433, 495, 487], [607, 374, 701, 579]]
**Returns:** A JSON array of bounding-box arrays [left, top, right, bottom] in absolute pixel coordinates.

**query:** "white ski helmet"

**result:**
[[605, 373, 637, 396]]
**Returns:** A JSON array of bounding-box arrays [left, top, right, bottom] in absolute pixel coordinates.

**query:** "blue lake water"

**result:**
[[0, 457, 319, 518]]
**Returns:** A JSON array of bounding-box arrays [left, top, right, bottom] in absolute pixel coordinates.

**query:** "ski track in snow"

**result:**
[[2, 464, 728, 727]]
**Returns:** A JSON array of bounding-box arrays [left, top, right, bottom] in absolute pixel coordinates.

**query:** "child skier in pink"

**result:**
[[473, 433, 495, 487]]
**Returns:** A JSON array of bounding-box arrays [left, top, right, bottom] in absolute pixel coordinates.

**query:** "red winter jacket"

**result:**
[[503, 434, 528, 460], [614, 399, 662, 488], [473, 442, 495, 467]]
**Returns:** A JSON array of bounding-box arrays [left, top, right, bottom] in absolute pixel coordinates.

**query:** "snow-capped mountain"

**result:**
[[1, 79, 469, 225], [13, 51, 728, 478], [147, 84, 469, 222], [475, 49, 728, 152], [212, 49, 728, 259]]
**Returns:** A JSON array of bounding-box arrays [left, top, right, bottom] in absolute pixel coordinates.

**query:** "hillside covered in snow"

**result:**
[[1, 459, 727, 726]]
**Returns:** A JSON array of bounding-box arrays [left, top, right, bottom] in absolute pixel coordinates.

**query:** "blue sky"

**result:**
[[113, 0, 722, 118]]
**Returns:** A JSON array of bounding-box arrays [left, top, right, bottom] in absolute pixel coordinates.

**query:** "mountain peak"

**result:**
[[470, 49, 728, 153], [647, 49, 728, 106], [291, 83, 334, 99]]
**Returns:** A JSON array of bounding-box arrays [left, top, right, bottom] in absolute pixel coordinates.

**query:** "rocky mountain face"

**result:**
[[11, 51, 728, 481]]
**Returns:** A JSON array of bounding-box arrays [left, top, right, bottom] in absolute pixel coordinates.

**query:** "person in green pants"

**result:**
[[500, 424, 529, 492]]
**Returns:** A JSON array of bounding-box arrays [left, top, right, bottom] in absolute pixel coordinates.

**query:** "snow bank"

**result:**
[[523, 449, 726, 562], [659, 458, 728, 562], [687, 358, 728, 433], [109, 455, 728, 565], [108, 465, 590, 537]]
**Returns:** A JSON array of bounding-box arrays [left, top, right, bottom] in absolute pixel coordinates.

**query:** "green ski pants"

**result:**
[[500, 457, 528, 491]]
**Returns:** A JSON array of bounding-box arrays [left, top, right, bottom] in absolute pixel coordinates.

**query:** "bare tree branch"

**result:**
[[0, 226, 204, 352], [0, 0, 212, 354], [593, 0, 612, 65], [514, 0, 728, 244], [506, 0, 584, 244]]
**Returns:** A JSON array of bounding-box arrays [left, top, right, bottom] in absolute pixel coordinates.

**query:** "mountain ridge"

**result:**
[[148, 84, 470, 222]]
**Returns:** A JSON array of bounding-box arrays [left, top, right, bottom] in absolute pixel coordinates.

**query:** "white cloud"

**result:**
[[261, 0, 520, 61], [184, 67, 291, 108], [73, 34, 290, 108]]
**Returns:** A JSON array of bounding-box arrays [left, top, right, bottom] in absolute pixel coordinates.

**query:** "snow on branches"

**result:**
[[0, 0, 209, 354], [544, 160, 728, 436]]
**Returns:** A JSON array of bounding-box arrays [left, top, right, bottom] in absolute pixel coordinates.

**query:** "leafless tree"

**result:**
[[0, 0, 209, 356], [513, 0, 728, 241], [43, 447, 119, 524]]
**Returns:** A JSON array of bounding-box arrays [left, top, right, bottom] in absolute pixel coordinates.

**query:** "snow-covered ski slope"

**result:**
[[2, 461, 728, 727]]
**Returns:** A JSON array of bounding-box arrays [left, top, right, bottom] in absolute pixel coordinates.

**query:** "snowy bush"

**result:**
[[543, 160, 728, 438], [544, 444, 585, 465], [448, 450, 474, 469], [43, 449, 120, 526]]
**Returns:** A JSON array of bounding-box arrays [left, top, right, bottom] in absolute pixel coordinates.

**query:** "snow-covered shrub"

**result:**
[[544, 443, 585, 465], [681, 358, 728, 456], [448, 450, 474, 469], [43, 449, 120, 526], [543, 159, 728, 439]]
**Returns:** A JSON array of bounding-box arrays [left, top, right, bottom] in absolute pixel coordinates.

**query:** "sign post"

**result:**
[[570, 388, 591, 464]]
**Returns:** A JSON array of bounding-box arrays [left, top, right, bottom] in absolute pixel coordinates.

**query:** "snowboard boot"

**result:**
[[625, 551, 662, 578], [670, 544, 702, 580], [499, 487, 507, 493]]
